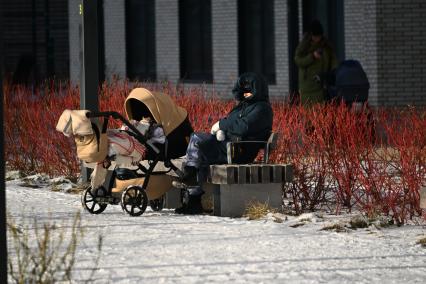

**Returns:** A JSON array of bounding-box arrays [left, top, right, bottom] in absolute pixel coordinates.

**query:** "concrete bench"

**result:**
[[208, 163, 293, 217], [163, 162, 293, 217]]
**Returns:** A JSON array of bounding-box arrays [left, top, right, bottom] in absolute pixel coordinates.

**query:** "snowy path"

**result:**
[[6, 180, 426, 284]]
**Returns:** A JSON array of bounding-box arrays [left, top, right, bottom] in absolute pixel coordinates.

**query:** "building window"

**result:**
[[126, 0, 156, 81], [179, 0, 212, 82], [238, 0, 276, 84]]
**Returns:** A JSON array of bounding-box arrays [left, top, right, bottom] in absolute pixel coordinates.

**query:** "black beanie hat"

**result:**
[[310, 19, 323, 36]]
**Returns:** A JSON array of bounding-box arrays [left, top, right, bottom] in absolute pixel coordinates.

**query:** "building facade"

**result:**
[[2, 0, 69, 84], [3, 0, 425, 106]]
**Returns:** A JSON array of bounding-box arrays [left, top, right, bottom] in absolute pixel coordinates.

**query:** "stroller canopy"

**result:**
[[335, 60, 369, 89], [124, 88, 188, 136]]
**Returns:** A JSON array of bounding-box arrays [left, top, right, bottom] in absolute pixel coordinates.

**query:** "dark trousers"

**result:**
[[184, 132, 228, 187], [185, 132, 228, 168]]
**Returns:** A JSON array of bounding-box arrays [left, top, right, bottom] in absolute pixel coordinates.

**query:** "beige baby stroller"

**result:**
[[57, 88, 193, 216]]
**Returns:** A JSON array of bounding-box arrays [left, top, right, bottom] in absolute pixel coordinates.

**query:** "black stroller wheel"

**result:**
[[121, 186, 148, 216], [149, 195, 165, 211], [81, 186, 108, 214]]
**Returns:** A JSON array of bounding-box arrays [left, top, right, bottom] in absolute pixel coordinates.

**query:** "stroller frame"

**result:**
[[81, 111, 184, 216]]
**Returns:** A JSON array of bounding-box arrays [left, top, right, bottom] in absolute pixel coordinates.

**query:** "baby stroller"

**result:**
[[71, 88, 192, 216], [328, 59, 370, 106]]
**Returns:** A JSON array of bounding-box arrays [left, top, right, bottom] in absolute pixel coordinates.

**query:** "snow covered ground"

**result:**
[[5, 175, 426, 283]]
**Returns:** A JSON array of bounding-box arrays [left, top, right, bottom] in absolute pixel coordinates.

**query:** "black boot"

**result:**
[[172, 166, 197, 189], [174, 186, 204, 215], [181, 166, 197, 184]]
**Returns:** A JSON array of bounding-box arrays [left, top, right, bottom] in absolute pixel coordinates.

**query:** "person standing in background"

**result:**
[[295, 19, 338, 106]]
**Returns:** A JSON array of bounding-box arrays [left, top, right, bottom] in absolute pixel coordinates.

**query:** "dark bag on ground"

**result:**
[[327, 60, 370, 104]]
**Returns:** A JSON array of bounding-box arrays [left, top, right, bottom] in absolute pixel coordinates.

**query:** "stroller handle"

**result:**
[[86, 111, 160, 154]]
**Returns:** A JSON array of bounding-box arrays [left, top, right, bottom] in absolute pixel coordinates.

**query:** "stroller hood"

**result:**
[[124, 88, 188, 136]]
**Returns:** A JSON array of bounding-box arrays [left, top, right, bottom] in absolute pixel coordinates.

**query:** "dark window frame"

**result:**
[[178, 0, 213, 83], [125, 0, 157, 81], [287, 0, 299, 94], [238, 0, 276, 85]]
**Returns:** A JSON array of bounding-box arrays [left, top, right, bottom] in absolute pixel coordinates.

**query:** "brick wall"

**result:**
[[269, 0, 289, 99], [211, 0, 239, 96], [344, 0, 380, 105], [68, 1, 426, 106], [2, 0, 69, 81], [68, 0, 288, 99], [69, 0, 127, 84], [155, 0, 180, 82], [103, 0, 126, 80], [376, 0, 426, 106], [345, 0, 426, 106], [186, 0, 289, 99], [68, 0, 81, 84]]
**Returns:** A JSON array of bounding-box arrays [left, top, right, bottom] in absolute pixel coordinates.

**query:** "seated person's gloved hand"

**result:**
[[216, 130, 226, 141], [210, 121, 220, 135]]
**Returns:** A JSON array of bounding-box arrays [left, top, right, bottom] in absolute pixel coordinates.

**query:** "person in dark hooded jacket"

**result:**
[[174, 72, 273, 214]]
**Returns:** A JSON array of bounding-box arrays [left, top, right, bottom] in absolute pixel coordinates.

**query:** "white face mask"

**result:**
[[243, 92, 253, 99]]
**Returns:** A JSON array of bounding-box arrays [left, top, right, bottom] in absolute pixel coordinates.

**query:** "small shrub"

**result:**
[[4, 80, 426, 224], [321, 223, 347, 233], [416, 237, 426, 248], [7, 212, 102, 283], [349, 215, 370, 229], [201, 194, 214, 213], [244, 201, 273, 220]]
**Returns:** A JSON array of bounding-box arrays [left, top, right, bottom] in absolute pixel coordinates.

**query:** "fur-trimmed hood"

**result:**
[[231, 72, 269, 103]]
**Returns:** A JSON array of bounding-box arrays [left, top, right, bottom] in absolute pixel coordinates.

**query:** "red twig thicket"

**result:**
[[4, 80, 426, 223]]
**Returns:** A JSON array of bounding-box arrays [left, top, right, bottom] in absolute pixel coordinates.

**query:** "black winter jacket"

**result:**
[[219, 72, 273, 142], [218, 72, 273, 162]]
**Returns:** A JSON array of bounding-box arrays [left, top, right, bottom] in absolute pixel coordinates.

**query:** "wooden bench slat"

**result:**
[[271, 165, 283, 183], [249, 165, 259, 184], [260, 165, 271, 183], [237, 165, 248, 184], [209, 164, 293, 184], [210, 165, 237, 184]]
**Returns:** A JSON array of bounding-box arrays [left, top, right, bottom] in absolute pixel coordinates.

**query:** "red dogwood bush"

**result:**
[[4, 80, 426, 223]]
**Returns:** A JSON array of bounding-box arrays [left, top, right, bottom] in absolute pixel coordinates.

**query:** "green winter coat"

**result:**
[[295, 35, 338, 106]]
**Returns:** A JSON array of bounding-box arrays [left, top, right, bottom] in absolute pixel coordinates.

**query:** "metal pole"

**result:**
[[81, 0, 99, 110], [32, 0, 38, 85], [0, 7, 7, 281], [80, 0, 100, 181]]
